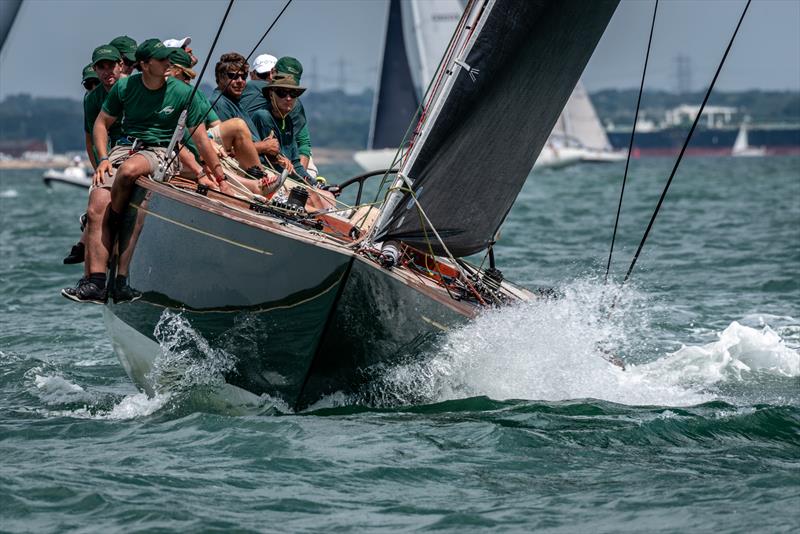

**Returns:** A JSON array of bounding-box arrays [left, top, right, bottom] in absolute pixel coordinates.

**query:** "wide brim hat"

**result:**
[[265, 73, 306, 95]]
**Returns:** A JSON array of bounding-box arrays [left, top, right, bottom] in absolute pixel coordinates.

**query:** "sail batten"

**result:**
[[374, 0, 619, 257]]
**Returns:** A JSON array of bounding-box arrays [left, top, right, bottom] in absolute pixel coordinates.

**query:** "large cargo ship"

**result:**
[[607, 125, 800, 156], [605, 104, 800, 156]]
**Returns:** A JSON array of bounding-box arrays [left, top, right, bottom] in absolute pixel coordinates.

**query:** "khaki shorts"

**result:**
[[92, 144, 180, 190], [208, 125, 223, 146]]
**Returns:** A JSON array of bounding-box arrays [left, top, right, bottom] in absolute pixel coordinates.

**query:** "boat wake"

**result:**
[[357, 279, 800, 409]]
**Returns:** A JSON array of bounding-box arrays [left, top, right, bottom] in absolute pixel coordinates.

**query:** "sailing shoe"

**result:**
[[61, 278, 107, 304], [110, 277, 142, 304], [63, 242, 85, 264]]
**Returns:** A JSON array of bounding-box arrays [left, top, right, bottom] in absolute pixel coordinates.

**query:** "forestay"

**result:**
[[374, 0, 619, 257]]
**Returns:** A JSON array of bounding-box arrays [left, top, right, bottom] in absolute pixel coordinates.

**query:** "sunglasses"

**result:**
[[83, 80, 100, 91], [273, 88, 302, 99], [225, 71, 247, 81]]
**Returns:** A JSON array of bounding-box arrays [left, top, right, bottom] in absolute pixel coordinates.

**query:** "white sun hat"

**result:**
[[163, 37, 192, 49], [253, 54, 278, 74]]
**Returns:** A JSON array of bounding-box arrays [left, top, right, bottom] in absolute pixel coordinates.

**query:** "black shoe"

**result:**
[[110, 278, 142, 304], [63, 242, 85, 264], [61, 278, 107, 304], [244, 166, 266, 179]]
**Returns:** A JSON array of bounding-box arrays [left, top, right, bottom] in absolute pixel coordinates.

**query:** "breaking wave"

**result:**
[[365, 279, 800, 408]]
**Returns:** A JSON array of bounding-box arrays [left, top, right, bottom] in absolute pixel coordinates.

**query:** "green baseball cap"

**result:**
[[169, 48, 193, 69], [109, 35, 137, 62], [274, 56, 303, 82], [135, 38, 174, 62], [92, 45, 122, 65], [81, 64, 99, 83]]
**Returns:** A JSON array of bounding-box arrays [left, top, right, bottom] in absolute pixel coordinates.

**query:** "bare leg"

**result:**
[[109, 154, 152, 215], [84, 187, 113, 275], [219, 118, 261, 169]]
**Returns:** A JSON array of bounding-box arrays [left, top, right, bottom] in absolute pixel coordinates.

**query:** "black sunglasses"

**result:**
[[273, 88, 302, 99], [225, 71, 247, 81], [83, 80, 100, 91]]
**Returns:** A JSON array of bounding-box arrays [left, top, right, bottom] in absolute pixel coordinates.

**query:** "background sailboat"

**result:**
[[354, 0, 621, 172], [732, 119, 767, 157]]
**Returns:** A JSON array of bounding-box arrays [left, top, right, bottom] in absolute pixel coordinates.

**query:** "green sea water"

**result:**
[[1, 157, 798, 532]]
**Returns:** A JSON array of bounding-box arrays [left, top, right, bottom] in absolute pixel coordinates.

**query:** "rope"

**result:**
[[622, 0, 752, 284], [163, 0, 236, 172], [165, 0, 294, 174], [605, 0, 658, 283]]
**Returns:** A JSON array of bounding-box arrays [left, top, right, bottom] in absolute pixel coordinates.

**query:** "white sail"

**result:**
[[732, 121, 767, 157], [732, 123, 748, 152], [401, 0, 463, 100], [551, 80, 613, 151]]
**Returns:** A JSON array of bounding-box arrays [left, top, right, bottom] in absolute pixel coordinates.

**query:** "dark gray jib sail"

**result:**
[[367, 0, 420, 150], [374, 0, 619, 257], [0, 0, 23, 53]]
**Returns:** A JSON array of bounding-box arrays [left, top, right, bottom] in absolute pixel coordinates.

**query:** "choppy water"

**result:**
[[1, 157, 798, 532]]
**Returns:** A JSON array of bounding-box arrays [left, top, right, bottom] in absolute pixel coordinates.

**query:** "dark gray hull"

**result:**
[[108, 181, 479, 408]]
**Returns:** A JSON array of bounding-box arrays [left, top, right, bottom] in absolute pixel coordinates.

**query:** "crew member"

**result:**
[[62, 39, 226, 304]]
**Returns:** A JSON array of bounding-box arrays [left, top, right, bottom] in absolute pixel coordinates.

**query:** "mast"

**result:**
[[374, 0, 620, 257]]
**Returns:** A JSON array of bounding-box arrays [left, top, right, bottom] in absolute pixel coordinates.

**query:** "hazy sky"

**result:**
[[0, 0, 798, 101]]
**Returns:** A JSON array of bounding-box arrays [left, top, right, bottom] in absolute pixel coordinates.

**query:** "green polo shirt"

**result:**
[[241, 80, 312, 158], [211, 89, 260, 142], [83, 84, 124, 144], [102, 74, 206, 145], [183, 90, 219, 162]]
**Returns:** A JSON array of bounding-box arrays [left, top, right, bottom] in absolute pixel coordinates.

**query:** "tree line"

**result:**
[[0, 89, 797, 153]]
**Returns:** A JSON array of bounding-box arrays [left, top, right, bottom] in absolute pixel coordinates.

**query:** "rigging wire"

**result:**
[[622, 0, 752, 285], [605, 0, 658, 283], [164, 0, 294, 178], [162, 0, 236, 171]]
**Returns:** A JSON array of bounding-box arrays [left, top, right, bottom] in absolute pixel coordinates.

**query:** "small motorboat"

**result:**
[[43, 158, 92, 190]]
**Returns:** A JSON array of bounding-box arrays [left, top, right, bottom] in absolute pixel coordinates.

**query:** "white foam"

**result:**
[[104, 392, 170, 419], [374, 280, 799, 408], [0, 189, 18, 198], [634, 321, 800, 383], [33, 374, 92, 405]]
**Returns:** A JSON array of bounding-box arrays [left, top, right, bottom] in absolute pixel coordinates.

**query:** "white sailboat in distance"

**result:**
[[354, 0, 620, 172], [732, 120, 767, 157]]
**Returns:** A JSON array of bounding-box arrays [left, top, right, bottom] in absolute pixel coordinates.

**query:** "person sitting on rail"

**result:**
[[251, 72, 312, 183], [62, 38, 226, 304], [168, 48, 275, 193], [81, 64, 99, 93], [163, 36, 197, 66], [239, 53, 276, 113], [210, 52, 295, 174], [242, 56, 317, 179], [109, 35, 138, 75], [63, 44, 128, 266]]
